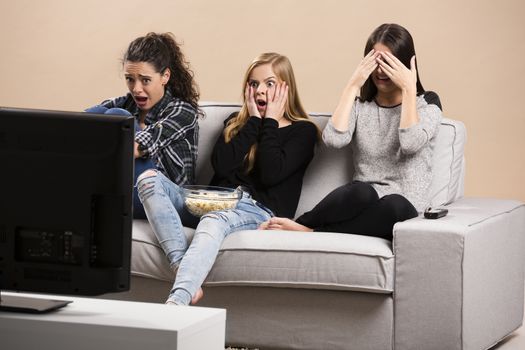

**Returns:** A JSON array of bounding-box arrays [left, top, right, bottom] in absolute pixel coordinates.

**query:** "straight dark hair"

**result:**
[[360, 23, 425, 101], [123, 32, 200, 110]]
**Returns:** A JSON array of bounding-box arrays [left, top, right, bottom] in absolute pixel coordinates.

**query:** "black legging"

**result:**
[[296, 181, 418, 240]]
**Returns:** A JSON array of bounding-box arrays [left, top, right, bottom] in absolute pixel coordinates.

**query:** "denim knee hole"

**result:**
[[137, 170, 159, 201]]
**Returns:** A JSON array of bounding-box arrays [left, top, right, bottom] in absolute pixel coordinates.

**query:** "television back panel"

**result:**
[[0, 107, 134, 295]]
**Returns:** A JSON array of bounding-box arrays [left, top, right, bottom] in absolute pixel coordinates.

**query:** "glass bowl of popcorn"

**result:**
[[182, 185, 242, 217]]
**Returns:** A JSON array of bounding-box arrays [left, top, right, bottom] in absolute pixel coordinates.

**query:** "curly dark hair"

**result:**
[[123, 32, 200, 110]]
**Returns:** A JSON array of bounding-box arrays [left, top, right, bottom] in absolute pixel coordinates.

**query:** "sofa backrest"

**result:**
[[197, 102, 466, 217], [195, 103, 242, 185], [428, 118, 466, 207]]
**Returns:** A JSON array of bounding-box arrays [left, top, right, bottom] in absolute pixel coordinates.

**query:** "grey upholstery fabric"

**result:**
[[427, 118, 466, 207], [194, 103, 242, 185], [394, 198, 525, 350], [200, 286, 393, 350], [131, 220, 395, 293], [205, 230, 394, 292], [105, 277, 394, 350]]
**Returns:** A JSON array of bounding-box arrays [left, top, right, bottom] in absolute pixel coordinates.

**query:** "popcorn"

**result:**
[[184, 190, 239, 217]]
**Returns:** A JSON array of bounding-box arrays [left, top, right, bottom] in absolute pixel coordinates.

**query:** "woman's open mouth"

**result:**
[[375, 76, 391, 84], [134, 96, 148, 107], [256, 100, 267, 114]]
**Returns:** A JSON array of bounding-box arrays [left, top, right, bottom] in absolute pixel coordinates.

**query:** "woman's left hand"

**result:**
[[134, 142, 143, 158], [377, 52, 417, 93], [265, 82, 288, 121]]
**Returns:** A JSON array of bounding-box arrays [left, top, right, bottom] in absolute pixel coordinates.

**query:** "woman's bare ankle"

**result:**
[[191, 287, 204, 305]]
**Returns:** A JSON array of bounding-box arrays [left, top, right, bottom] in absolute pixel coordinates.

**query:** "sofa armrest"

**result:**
[[393, 197, 525, 350]]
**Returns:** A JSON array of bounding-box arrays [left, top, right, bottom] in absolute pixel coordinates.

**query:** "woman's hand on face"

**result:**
[[265, 82, 288, 121], [347, 49, 380, 91], [244, 83, 261, 118], [377, 52, 417, 93]]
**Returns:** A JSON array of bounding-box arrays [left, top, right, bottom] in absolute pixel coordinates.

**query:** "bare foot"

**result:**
[[258, 220, 269, 230], [191, 287, 204, 305], [165, 288, 203, 305], [260, 217, 313, 232]]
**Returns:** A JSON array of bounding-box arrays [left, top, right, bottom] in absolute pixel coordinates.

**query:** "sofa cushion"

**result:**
[[196, 103, 243, 185], [131, 219, 395, 293], [427, 118, 467, 207], [207, 230, 394, 293], [130, 220, 194, 282], [294, 113, 353, 219]]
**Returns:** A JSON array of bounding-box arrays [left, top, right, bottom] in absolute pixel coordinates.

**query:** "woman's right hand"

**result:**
[[244, 83, 261, 118], [330, 50, 379, 132], [346, 49, 380, 91]]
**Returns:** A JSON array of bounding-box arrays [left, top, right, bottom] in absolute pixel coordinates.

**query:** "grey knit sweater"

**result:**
[[322, 92, 443, 212]]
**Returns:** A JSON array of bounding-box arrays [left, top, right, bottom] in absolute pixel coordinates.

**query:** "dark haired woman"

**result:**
[[86, 32, 200, 219], [260, 23, 443, 240]]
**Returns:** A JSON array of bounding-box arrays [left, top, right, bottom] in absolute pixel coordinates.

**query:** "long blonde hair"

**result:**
[[224, 52, 318, 173]]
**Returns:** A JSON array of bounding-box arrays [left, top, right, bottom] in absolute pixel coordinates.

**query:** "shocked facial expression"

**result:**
[[371, 43, 398, 94], [247, 63, 281, 117], [124, 61, 170, 115]]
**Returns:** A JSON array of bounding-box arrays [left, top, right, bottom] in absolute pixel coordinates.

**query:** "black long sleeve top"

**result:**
[[210, 113, 317, 218]]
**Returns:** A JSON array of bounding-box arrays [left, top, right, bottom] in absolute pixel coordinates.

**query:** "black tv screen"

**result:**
[[0, 107, 134, 299]]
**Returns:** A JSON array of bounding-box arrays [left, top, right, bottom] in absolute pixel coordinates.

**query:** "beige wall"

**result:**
[[1, 0, 524, 202]]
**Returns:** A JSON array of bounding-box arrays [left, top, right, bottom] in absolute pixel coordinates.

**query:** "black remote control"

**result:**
[[424, 207, 449, 219]]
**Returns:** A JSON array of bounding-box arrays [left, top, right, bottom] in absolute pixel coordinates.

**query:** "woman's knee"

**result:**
[[84, 105, 108, 114], [201, 209, 237, 226], [136, 169, 160, 201], [105, 107, 132, 116], [345, 181, 378, 204], [381, 194, 418, 221], [196, 211, 233, 240], [137, 169, 158, 185]]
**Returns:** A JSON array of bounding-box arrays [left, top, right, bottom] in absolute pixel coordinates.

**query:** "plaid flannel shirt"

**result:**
[[100, 90, 198, 185]]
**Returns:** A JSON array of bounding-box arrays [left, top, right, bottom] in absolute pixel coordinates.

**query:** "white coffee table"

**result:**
[[0, 292, 226, 350]]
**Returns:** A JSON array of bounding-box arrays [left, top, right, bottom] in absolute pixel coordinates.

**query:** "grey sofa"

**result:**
[[106, 102, 525, 350]]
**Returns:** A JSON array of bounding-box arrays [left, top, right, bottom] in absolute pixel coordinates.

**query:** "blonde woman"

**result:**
[[137, 52, 318, 305]]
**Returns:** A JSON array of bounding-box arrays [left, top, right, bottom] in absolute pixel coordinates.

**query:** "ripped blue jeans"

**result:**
[[137, 171, 199, 266], [137, 171, 273, 305]]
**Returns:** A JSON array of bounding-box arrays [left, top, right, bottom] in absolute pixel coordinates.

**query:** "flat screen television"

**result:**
[[0, 107, 134, 312]]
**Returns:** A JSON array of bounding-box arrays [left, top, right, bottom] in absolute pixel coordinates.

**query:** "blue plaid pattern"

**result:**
[[100, 90, 198, 185]]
